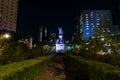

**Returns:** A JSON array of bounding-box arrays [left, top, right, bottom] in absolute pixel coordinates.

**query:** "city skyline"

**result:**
[[17, 0, 120, 42]]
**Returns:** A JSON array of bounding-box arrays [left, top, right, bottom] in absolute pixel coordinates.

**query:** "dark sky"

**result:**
[[17, 0, 120, 42]]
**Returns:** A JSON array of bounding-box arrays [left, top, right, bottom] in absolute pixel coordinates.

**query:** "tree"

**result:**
[[88, 26, 110, 54]]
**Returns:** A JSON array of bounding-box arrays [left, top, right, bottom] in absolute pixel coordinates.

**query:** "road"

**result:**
[[35, 54, 89, 80]]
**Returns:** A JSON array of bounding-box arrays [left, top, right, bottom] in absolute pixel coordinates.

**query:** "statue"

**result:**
[[55, 27, 65, 52], [58, 27, 63, 35]]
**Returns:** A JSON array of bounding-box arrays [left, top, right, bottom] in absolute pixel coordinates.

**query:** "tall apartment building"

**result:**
[[0, 0, 18, 32], [80, 10, 113, 40]]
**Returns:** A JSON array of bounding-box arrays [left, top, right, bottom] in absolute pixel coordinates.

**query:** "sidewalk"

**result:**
[[35, 55, 65, 80], [35, 55, 88, 80]]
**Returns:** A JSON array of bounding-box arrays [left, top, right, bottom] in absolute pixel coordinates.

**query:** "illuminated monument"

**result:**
[[55, 27, 65, 52]]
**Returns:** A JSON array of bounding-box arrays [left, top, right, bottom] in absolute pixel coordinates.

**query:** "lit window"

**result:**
[[86, 33, 89, 34], [91, 12, 93, 13], [86, 26, 89, 27], [86, 16, 88, 18], [45, 28, 47, 36], [86, 19, 88, 20], [91, 23, 93, 25], [96, 23, 99, 25], [85, 14, 88, 16], [90, 14, 93, 16], [97, 19, 100, 20], [86, 28, 89, 30]]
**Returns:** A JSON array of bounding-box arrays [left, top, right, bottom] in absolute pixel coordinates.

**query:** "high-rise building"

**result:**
[[80, 10, 113, 40], [39, 27, 49, 43], [0, 0, 18, 32]]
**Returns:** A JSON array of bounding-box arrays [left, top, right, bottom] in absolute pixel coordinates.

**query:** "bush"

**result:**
[[0, 42, 33, 65], [32, 44, 44, 58], [80, 53, 120, 67], [68, 55, 120, 80], [0, 55, 54, 80]]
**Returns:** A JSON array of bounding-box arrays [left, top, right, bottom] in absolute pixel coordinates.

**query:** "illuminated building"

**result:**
[[55, 27, 65, 53], [80, 10, 113, 40], [39, 27, 49, 43], [0, 0, 18, 32]]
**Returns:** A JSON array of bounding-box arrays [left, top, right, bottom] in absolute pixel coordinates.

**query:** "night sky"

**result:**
[[17, 0, 120, 42]]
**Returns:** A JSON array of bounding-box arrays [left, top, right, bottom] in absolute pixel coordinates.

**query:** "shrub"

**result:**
[[68, 55, 120, 80], [0, 42, 33, 65], [0, 55, 54, 80], [80, 53, 120, 67], [32, 44, 44, 58]]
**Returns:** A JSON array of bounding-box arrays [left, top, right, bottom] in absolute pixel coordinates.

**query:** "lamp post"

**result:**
[[3, 33, 10, 39], [0, 33, 10, 47]]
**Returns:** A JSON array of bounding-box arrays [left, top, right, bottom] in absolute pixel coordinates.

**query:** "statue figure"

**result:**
[[58, 27, 63, 35]]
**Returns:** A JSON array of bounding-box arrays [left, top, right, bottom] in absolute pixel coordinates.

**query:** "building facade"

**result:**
[[80, 10, 113, 40], [0, 0, 18, 32]]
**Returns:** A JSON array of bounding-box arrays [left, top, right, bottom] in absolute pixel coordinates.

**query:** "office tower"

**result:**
[[80, 10, 113, 40], [39, 27, 49, 43], [0, 0, 18, 32]]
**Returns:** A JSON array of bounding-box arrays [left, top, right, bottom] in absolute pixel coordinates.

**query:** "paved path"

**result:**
[[35, 55, 89, 80]]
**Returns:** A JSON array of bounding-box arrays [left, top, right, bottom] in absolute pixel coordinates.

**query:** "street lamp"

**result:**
[[3, 33, 10, 39], [0, 33, 10, 48], [101, 38, 104, 41]]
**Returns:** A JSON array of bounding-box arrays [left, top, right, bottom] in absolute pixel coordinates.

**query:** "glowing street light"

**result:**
[[3, 33, 10, 39], [101, 38, 104, 41]]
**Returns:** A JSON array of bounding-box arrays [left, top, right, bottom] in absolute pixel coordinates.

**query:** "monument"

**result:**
[[55, 27, 65, 53]]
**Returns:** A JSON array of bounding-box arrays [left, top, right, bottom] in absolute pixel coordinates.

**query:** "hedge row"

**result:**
[[68, 55, 120, 80], [80, 53, 120, 66], [0, 55, 54, 80]]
